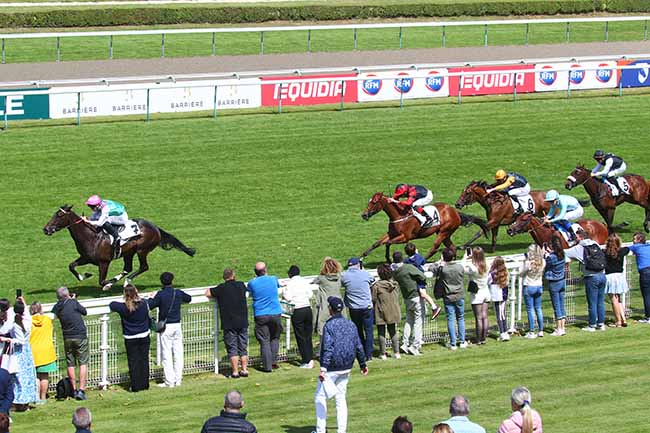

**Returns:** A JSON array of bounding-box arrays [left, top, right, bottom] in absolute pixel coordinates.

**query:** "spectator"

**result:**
[[314, 296, 368, 433], [463, 247, 490, 345], [341, 257, 375, 361], [541, 237, 566, 336], [565, 229, 607, 332], [604, 233, 629, 328], [30, 301, 57, 403], [0, 367, 12, 416], [391, 416, 413, 433], [404, 243, 442, 318], [281, 265, 315, 369], [205, 268, 249, 378], [312, 257, 344, 336], [371, 264, 401, 360], [200, 390, 257, 433], [519, 244, 545, 339], [0, 413, 8, 433], [432, 424, 454, 433], [148, 272, 192, 387], [629, 232, 650, 323], [430, 248, 467, 350], [440, 395, 486, 433], [72, 407, 92, 433], [393, 251, 435, 356], [247, 262, 282, 373], [497, 386, 543, 433], [109, 284, 151, 392], [52, 287, 88, 400], [489, 257, 510, 341]]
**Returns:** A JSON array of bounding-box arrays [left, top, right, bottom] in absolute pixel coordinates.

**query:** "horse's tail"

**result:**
[[578, 199, 591, 208], [459, 213, 489, 238], [158, 226, 196, 257]]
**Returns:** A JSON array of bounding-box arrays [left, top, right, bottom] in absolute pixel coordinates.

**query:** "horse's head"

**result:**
[[455, 181, 484, 209], [43, 205, 76, 236], [566, 164, 589, 190], [507, 212, 535, 236], [361, 192, 386, 221]]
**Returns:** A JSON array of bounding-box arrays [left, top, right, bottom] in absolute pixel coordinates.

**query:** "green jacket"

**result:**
[[432, 262, 465, 303], [393, 263, 427, 300]]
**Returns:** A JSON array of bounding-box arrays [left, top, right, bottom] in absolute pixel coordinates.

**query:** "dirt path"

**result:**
[[2, 41, 650, 83]]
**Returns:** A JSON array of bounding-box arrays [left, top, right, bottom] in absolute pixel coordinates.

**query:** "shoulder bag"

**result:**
[[0, 341, 18, 374], [156, 290, 176, 334]]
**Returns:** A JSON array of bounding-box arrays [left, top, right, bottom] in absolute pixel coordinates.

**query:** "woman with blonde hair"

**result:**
[[489, 256, 510, 341], [604, 233, 629, 327], [30, 301, 57, 403], [520, 244, 546, 338], [463, 246, 490, 345], [432, 423, 455, 433], [312, 257, 344, 336], [498, 386, 543, 433]]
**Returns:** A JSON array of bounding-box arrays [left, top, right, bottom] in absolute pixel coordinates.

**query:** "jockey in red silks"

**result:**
[[392, 184, 434, 228], [82, 195, 129, 258]]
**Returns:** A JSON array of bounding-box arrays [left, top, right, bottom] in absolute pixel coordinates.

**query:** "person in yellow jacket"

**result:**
[[29, 302, 57, 404]]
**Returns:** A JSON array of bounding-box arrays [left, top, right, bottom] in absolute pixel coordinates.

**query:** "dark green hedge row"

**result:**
[[0, 1, 647, 29]]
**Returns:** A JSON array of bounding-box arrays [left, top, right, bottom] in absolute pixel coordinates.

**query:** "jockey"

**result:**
[[486, 170, 531, 215], [591, 150, 627, 196], [83, 195, 129, 257], [542, 190, 583, 243], [392, 183, 434, 227]]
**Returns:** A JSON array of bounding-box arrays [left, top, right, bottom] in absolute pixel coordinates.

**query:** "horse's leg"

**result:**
[[120, 253, 135, 287], [385, 244, 391, 263], [126, 251, 151, 281], [361, 234, 390, 258], [490, 226, 500, 253], [424, 233, 447, 260], [69, 257, 93, 282], [99, 261, 113, 291]]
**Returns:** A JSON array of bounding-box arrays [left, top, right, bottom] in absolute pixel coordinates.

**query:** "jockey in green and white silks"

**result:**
[[84, 195, 129, 257]]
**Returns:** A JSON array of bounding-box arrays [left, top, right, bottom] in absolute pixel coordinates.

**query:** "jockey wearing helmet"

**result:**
[[542, 190, 584, 243], [591, 150, 627, 196], [486, 170, 530, 215], [83, 195, 129, 258], [392, 183, 434, 227]]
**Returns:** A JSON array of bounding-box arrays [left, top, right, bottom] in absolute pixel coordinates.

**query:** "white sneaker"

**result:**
[[558, 329, 566, 336], [550, 329, 561, 336], [448, 345, 457, 351], [598, 324, 607, 331], [524, 332, 537, 339], [459, 342, 468, 349], [300, 360, 315, 369], [537, 331, 544, 338], [500, 332, 511, 341], [410, 347, 422, 356], [582, 326, 596, 332], [379, 354, 388, 361], [157, 383, 174, 388], [400, 344, 410, 353], [393, 352, 401, 359], [636, 318, 650, 323]]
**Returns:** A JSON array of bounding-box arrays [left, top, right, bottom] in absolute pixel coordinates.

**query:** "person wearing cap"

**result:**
[[81, 195, 129, 259], [486, 170, 530, 215], [542, 190, 583, 243], [315, 296, 368, 433], [591, 150, 627, 196], [341, 257, 375, 361]]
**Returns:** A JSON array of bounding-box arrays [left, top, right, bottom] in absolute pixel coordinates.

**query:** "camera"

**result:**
[[465, 247, 472, 257], [16, 289, 22, 298]]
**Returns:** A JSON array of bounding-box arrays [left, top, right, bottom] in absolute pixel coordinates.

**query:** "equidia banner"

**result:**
[[534, 61, 617, 92], [0, 88, 49, 120], [357, 69, 450, 102], [261, 74, 357, 106], [448, 65, 535, 96], [617, 59, 650, 88]]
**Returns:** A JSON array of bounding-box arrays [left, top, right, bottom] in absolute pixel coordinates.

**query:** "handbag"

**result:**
[[0, 342, 18, 374], [433, 267, 445, 300], [467, 280, 479, 294], [156, 290, 176, 334]]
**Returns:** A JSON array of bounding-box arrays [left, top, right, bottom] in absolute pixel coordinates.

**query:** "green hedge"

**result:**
[[0, 1, 648, 29]]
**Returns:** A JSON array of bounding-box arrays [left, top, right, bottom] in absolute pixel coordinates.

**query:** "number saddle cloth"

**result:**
[[412, 205, 441, 228], [510, 195, 535, 213], [103, 221, 142, 245]]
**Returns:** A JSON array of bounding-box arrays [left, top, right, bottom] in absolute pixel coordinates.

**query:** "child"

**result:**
[[489, 256, 510, 341]]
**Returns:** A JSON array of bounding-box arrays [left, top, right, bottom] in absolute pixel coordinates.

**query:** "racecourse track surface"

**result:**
[[3, 40, 650, 83]]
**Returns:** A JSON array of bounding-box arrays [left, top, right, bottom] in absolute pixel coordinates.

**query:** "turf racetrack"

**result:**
[[3, 93, 650, 302]]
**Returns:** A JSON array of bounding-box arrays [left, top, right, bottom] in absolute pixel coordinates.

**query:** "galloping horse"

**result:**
[[44, 205, 195, 291], [506, 212, 608, 248], [360, 192, 488, 261], [455, 180, 552, 252], [566, 165, 650, 233]]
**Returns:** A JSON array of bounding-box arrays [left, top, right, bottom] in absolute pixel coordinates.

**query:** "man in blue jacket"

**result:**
[[0, 367, 13, 415], [314, 296, 368, 433]]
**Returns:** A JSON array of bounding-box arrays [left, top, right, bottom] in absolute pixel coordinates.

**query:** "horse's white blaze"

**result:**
[[567, 175, 577, 182]]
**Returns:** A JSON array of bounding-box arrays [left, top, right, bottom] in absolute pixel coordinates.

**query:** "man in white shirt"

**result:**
[[282, 265, 315, 368]]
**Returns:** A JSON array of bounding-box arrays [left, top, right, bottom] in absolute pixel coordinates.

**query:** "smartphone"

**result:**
[[16, 289, 22, 298], [542, 242, 549, 251], [465, 247, 472, 257]]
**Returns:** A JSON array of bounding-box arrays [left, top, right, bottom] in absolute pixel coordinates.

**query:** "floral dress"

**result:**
[[10, 312, 38, 405]]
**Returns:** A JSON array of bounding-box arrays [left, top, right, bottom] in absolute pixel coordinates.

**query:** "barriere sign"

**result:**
[[261, 74, 358, 106]]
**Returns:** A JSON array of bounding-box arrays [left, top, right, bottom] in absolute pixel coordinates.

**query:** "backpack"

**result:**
[[56, 377, 74, 400], [583, 244, 606, 272]]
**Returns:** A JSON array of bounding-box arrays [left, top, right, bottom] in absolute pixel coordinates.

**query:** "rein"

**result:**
[[389, 215, 413, 224], [58, 208, 86, 230]]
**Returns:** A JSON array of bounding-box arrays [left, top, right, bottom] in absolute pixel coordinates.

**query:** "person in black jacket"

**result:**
[[200, 390, 257, 433]]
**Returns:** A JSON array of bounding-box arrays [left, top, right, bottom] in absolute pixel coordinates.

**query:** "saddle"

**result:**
[[510, 195, 535, 213], [102, 220, 142, 246], [412, 205, 441, 228], [556, 223, 582, 247]]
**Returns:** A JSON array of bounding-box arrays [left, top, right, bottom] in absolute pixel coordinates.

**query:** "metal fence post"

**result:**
[[457, 72, 462, 104], [1, 38, 5, 64], [353, 28, 357, 50], [56, 36, 61, 62], [156, 309, 161, 366], [109, 35, 113, 59], [605, 21, 609, 42], [484, 24, 488, 46], [339, 79, 345, 111], [442, 25, 446, 47], [567, 70, 572, 98], [285, 316, 291, 350], [508, 268, 519, 333], [3, 95, 8, 130], [76, 92, 81, 126], [399, 26, 403, 49], [213, 301, 219, 375], [513, 72, 518, 101], [99, 314, 110, 390], [619, 71, 623, 97], [517, 272, 523, 322], [307, 29, 311, 52], [161, 33, 165, 58], [566, 22, 570, 43], [525, 23, 529, 46], [146, 88, 150, 122], [213, 85, 218, 118], [212, 32, 216, 56], [260, 31, 264, 55], [278, 83, 283, 114]]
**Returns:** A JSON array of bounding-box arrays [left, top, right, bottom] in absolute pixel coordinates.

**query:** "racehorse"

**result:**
[[360, 192, 488, 262], [565, 164, 650, 233], [455, 180, 552, 252], [44, 205, 195, 291], [506, 212, 608, 248]]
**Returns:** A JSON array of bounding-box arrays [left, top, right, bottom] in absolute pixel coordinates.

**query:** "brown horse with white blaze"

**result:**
[[360, 192, 488, 261], [507, 212, 608, 248]]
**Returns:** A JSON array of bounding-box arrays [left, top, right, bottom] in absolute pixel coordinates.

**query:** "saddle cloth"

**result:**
[[106, 220, 141, 245], [413, 205, 441, 227], [616, 177, 631, 195], [558, 223, 582, 247], [510, 195, 535, 213]]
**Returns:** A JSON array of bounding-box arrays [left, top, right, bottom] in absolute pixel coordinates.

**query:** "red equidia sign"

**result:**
[[448, 65, 535, 96], [261, 74, 358, 106]]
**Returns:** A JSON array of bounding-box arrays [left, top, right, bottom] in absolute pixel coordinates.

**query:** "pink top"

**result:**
[[498, 409, 543, 433]]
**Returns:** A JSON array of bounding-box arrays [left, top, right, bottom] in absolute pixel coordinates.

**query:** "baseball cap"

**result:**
[[347, 257, 361, 267], [327, 296, 344, 313]]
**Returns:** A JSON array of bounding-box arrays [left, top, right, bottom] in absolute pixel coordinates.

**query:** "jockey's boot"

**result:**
[[418, 208, 434, 228], [102, 223, 121, 259], [512, 201, 524, 216], [606, 178, 619, 197]]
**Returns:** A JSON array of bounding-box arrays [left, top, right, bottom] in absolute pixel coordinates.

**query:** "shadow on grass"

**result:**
[[281, 425, 315, 433]]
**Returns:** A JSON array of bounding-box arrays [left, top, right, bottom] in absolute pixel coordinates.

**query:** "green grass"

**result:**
[[12, 323, 650, 433], [1, 18, 648, 62]]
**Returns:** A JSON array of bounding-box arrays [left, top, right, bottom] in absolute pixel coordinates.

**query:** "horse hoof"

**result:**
[[102, 283, 113, 292], [123, 279, 131, 288]]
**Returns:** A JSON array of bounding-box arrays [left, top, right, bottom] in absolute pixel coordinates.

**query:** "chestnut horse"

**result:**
[[360, 192, 488, 261], [44, 205, 195, 291], [565, 164, 650, 233], [455, 180, 552, 252], [506, 212, 608, 248]]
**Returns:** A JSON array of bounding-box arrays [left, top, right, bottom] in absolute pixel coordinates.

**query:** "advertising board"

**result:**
[[261, 74, 357, 106], [618, 59, 650, 88], [357, 69, 450, 102], [448, 65, 535, 96], [0, 88, 50, 120], [534, 61, 617, 92]]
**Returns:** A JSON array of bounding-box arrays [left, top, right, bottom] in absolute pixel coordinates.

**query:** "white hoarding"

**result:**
[[534, 61, 617, 92], [357, 69, 449, 102]]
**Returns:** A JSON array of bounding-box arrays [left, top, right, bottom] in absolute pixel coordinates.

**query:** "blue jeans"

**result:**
[[444, 299, 465, 346], [548, 280, 566, 320], [584, 273, 606, 327], [523, 285, 544, 332], [349, 308, 374, 360], [639, 268, 650, 319]]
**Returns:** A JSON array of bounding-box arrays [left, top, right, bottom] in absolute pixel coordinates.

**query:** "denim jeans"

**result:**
[[639, 268, 650, 319], [523, 285, 544, 332], [349, 308, 374, 361], [584, 273, 606, 327], [548, 280, 566, 320], [444, 299, 465, 346]]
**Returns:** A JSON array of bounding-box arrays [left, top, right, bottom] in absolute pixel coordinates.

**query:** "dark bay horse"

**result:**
[[506, 212, 608, 248], [360, 192, 488, 261], [44, 205, 195, 291], [566, 164, 650, 233], [455, 180, 552, 252]]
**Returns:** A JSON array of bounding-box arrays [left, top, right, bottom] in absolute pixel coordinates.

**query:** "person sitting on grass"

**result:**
[[72, 407, 92, 433], [200, 390, 257, 433], [440, 395, 486, 433], [391, 416, 413, 433], [497, 386, 543, 433]]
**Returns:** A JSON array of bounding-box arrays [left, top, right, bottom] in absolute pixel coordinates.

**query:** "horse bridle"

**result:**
[[566, 171, 588, 187], [57, 207, 85, 230]]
